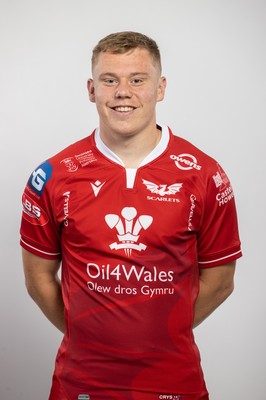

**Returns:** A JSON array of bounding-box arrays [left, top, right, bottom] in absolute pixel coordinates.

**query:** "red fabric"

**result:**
[[20, 127, 241, 399]]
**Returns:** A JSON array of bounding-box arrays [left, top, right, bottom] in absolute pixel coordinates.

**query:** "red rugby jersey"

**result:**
[[20, 126, 242, 400]]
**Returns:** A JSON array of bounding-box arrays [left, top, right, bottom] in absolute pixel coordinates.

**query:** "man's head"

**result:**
[[91, 31, 162, 74], [88, 31, 166, 142]]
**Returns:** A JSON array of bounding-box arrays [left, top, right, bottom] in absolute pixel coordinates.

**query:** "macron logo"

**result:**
[[90, 180, 105, 197]]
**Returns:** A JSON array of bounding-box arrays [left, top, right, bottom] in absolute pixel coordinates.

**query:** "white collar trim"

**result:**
[[94, 125, 169, 167]]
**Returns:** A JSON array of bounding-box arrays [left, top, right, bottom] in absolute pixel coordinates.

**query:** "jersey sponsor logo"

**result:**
[[170, 153, 202, 171], [22, 193, 49, 226], [28, 161, 53, 195], [216, 186, 234, 206], [75, 150, 97, 166], [63, 191, 70, 226], [213, 164, 234, 206], [90, 180, 105, 197], [60, 157, 78, 172], [188, 194, 197, 231], [86, 263, 175, 298], [212, 164, 229, 190], [142, 179, 182, 196], [60, 150, 97, 172], [105, 207, 153, 256], [213, 170, 228, 189], [78, 395, 90, 400]]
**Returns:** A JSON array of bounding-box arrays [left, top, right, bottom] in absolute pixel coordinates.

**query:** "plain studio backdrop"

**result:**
[[0, 0, 265, 399]]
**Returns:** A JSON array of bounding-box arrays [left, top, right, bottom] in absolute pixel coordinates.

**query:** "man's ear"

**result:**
[[87, 79, 95, 103], [157, 76, 167, 102]]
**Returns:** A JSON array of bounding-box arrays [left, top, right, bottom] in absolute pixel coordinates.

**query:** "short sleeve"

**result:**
[[197, 163, 242, 268], [20, 161, 62, 260]]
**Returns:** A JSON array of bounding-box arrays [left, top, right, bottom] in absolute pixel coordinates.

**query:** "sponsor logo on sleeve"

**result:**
[[28, 160, 53, 195], [212, 164, 230, 190], [215, 185, 234, 206], [212, 165, 234, 206], [22, 193, 49, 226]]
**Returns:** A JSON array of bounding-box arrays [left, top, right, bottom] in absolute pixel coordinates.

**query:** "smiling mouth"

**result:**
[[112, 106, 136, 112]]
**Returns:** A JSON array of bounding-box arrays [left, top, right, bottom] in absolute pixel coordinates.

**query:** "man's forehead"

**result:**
[[92, 49, 159, 75]]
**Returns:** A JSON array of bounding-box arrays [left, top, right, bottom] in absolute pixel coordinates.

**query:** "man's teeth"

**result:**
[[114, 106, 134, 112]]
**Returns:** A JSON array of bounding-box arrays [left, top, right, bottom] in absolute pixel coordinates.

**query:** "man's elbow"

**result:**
[[217, 280, 234, 304], [24, 278, 40, 301], [24, 272, 49, 302]]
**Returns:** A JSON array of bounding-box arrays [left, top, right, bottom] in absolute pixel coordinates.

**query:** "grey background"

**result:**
[[1, 0, 265, 398]]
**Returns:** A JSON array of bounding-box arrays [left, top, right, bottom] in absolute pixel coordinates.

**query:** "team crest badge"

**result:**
[[142, 179, 182, 196], [105, 207, 153, 256]]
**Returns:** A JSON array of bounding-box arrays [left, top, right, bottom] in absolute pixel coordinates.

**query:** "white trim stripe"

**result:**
[[20, 239, 61, 256], [94, 125, 170, 168], [198, 250, 242, 265]]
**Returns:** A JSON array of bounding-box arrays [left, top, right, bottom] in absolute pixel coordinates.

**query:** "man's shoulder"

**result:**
[[170, 130, 211, 156], [168, 129, 218, 172], [48, 132, 96, 168], [25, 132, 98, 197], [40, 131, 103, 180]]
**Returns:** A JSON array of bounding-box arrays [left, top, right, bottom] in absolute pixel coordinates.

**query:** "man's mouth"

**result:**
[[112, 106, 135, 112]]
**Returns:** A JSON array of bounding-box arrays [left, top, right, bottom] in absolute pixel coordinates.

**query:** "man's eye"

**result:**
[[132, 79, 143, 85], [104, 79, 117, 85]]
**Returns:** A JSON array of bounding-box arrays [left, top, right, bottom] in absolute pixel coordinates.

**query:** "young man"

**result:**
[[20, 31, 242, 400]]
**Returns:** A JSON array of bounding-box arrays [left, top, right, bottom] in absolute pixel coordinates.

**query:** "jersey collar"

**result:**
[[94, 125, 170, 168]]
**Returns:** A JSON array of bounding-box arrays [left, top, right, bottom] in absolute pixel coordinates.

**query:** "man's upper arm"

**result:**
[[22, 248, 61, 289], [199, 260, 236, 292], [22, 249, 65, 332], [193, 261, 236, 327]]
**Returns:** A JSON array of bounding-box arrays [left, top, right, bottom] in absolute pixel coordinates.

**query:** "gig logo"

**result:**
[[28, 161, 53, 195], [105, 207, 153, 256], [170, 153, 202, 171]]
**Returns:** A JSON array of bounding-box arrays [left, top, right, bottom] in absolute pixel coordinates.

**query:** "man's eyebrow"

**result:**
[[98, 72, 149, 79], [129, 72, 149, 77]]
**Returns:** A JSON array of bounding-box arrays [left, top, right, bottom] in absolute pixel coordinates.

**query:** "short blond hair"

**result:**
[[92, 31, 162, 72]]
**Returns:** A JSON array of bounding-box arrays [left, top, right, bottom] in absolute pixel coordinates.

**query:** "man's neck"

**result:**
[[98, 126, 162, 168]]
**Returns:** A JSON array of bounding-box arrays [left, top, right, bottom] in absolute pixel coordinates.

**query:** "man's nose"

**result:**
[[115, 80, 132, 98]]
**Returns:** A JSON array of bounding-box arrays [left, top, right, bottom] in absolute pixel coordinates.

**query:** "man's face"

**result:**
[[88, 48, 166, 139]]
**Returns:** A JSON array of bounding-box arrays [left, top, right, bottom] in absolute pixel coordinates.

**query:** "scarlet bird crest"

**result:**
[[142, 179, 182, 196]]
